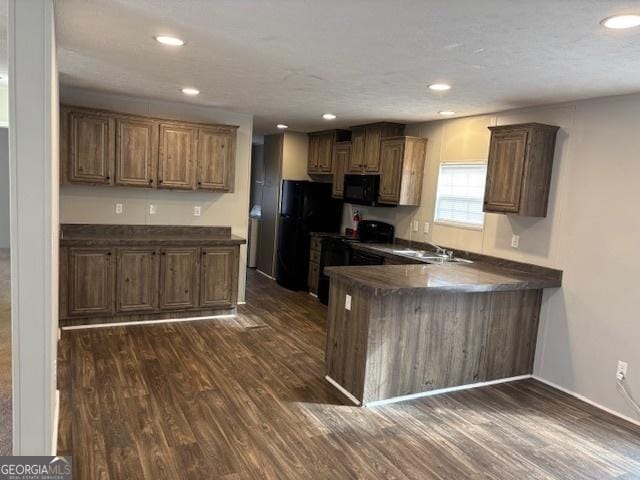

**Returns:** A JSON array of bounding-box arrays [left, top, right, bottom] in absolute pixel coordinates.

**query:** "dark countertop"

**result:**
[[60, 224, 246, 247], [325, 262, 561, 295]]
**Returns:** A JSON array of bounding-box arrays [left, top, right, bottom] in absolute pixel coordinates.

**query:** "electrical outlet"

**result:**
[[617, 360, 628, 381], [511, 234, 520, 249], [115, 203, 123, 214], [412, 220, 419, 232], [193, 206, 202, 217], [345, 294, 352, 311], [423, 222, 430, 234], [149, 204, 157, 215]]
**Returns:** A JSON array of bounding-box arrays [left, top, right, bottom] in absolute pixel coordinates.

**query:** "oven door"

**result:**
[[318, 239, 350, 305]]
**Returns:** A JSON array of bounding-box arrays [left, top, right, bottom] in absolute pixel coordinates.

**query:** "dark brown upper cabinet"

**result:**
[[197, 127, 236, 192], [332, 142, 351, 199], [158, 123, 198, 190], [483, 123, 559, 217], [346, 122, 405, 174], [64, 109, 115, 184], [115, 117, 158, 187], [60, 105, 238, 192], [378, 136, 427, 206], [307, 130, 351, 175]]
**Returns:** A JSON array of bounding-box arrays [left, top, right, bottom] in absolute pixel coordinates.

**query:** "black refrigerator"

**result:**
[[275, 181, 343, 290]]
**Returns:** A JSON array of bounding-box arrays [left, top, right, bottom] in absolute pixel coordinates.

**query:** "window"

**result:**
[[434, 162, 487, 228]]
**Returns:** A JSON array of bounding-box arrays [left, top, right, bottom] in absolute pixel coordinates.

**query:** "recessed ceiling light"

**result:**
[[277, 124, 289, 129], [429, 83, 451, 91], [601, 14, 640, 29], [322, 113, 337, 120], [439, 111, 456, 116], [181, 87, 199, 95], [155, 35, 185, 46]]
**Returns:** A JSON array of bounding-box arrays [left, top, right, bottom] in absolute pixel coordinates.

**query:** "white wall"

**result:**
[[9, 0, 59, 454], [0, 128, 9, 248], [345, 93, 640, 422], [59, 87, 253, 302]]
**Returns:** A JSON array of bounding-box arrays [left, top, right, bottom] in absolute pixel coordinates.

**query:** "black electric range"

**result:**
[[317, 220, 394, 304]]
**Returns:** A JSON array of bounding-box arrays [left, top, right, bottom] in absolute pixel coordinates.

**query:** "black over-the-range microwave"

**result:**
[[343, 174, 396, 207]]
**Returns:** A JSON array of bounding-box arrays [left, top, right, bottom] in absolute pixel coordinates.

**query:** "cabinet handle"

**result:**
[[161, 251, 166, 256], [149, 179, 154, 184], [152, 251, 156, 255], [107, 252, 112, 256], [197, 181, 202, 186], [158, 179, 163, 184], [106, 176, 110, 180], [202, 251, 206, 256]]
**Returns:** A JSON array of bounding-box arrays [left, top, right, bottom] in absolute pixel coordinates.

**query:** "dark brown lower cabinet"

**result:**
[[200, 247, 238, 307], [116, 248, 159, 312], [67, 248, 115, 317], [159, 247, 200, 310], [60, 241, 241, 325]]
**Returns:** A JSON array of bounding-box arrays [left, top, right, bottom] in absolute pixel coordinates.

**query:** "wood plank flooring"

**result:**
[[58, 269, 640, 479], [0, 249, 11, 455]]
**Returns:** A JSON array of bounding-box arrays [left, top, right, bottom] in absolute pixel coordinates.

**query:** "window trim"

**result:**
[[434, 161, 487, 231]]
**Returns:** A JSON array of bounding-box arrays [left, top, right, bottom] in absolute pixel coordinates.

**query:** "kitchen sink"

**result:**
[[390, 248, 473, 264]]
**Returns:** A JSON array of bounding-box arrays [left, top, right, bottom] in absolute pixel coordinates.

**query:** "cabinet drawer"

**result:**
[[310, 236, 322, 252], [309, 249, 321, 264]]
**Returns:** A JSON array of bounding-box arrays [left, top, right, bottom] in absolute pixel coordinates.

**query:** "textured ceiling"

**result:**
[[54, 0, 640, 134]]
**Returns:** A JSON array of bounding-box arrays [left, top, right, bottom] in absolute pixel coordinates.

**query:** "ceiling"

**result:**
[[54, 0, 640, 134]]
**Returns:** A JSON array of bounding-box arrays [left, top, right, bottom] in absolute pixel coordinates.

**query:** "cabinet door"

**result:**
[[68, 248, 115, 316], [363, 126, 383, 173], [308, 261, 320, 293], [378, 139, 404, 204], [158, 124, 197, 189], [115, 118, 158, 187], [332, 143, 350, 198], [197, 127, 235, 191], [116, 248, 159, 313], [317, 132, 334, 173], [347, 129, 365, 173], [484, 130, 528, 213], [68, 111, 115, 184], [159, 248, 199, 310], [308, 134, 320, 173], [199, 247, 237, 307]]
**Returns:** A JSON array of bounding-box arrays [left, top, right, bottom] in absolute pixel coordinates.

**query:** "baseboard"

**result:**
[[532, 375, 640, 427], [256, 269, 275, 280], [52, 389, 60, 455], [364, 375, 533, 407], [61, 313, 238, 331], [324, 376, 361, 406]]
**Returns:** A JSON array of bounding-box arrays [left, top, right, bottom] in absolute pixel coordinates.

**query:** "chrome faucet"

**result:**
[[425, 240, 455, 259]]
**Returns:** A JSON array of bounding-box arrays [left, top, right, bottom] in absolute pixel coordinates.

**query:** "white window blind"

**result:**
[[434, 163, 487, 228]]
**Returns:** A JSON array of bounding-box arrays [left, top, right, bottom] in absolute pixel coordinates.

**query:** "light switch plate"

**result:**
[[115, 203, 123, 214], [345, 294, 352, 311], [149, 204, 157, 215], [423, 222, 430, 234], [194, 206, 202, 217], [511, 234, 520, 249], [412, 220, 419, 232]]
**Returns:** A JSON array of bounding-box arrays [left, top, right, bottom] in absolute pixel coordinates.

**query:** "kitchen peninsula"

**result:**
[[324, 255, 562, 405]]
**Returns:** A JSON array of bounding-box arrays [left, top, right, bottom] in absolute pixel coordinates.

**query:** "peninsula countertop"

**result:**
[[324, 261, 562, 295]]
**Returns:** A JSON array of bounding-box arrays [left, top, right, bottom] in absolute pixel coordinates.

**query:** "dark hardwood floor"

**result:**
[[58, 268, 640, 479]]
